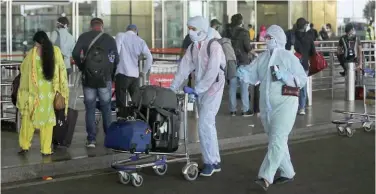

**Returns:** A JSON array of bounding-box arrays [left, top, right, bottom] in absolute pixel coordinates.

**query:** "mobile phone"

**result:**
[[270, 65, 279, 82]]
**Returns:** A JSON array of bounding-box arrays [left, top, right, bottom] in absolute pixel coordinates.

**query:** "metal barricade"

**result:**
[[0, 60, 21, 132]]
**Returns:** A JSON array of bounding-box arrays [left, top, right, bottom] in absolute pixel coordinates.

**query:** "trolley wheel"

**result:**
[[345, 127, 354, 137], [131, 174, 143, 187], [118, 172, 131, 185], [153, 164, 168, 176], [182, 164, 199, 181], [363, 122, 374, 132], [337, 125, 346, 136]]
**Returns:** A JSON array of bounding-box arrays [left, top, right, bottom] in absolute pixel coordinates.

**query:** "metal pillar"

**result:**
[[307, 76, 312, 106], [345, 62, 356, 101]]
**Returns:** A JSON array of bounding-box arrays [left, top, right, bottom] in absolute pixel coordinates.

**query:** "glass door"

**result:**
[[11, 1, 73, 60]]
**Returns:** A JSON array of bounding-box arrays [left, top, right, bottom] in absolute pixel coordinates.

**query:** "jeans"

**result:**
[[298, 71, 309, 110], [229, 77, 250, 112], [83, 81, 112, 142], [115, 74, 140, 118]]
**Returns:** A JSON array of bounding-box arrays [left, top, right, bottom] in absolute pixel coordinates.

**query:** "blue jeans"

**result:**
[[229, 77, 250, 112], [83, 81, 112, 142], [298, 71, 309, 110]]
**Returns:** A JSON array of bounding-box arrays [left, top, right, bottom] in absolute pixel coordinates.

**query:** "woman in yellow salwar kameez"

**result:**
[[17, 31, 69, 156]]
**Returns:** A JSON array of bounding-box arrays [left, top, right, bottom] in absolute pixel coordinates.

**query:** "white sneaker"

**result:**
[[298, 109, 306, 115], [86, 141, 96, 148]]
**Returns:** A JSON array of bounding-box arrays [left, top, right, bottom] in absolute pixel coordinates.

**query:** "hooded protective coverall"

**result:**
[[170, 16, 226, 165], [237, 25, 307, 184]]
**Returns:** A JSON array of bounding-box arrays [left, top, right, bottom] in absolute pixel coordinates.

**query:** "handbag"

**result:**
[[54, 66, 65, 110], [282, 78, 300, 97], [309, 52, 328, 76]]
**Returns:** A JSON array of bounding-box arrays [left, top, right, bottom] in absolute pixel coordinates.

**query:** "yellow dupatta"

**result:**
[[17, 46, 69, 119]]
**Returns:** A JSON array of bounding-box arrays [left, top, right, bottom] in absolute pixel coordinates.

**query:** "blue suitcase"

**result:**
[[105, 119, 152, 153]]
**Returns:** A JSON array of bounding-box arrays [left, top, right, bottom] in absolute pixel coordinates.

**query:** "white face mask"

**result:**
[[306, 24, 310, 32], [266, 38, 277, 50], [189, 29, 206, 42]]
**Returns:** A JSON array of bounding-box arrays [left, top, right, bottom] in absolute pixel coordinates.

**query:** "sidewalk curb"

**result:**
[[1, 123, 336, 184]]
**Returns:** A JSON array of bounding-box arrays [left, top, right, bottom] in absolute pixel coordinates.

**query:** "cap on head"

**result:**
[[210, 19, 222, 27], [126, 24, 138, 32]]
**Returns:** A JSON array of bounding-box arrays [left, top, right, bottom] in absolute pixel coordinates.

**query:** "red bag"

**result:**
[[309, 52, 328, 76]]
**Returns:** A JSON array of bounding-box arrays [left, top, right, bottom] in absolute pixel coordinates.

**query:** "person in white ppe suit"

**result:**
[[170, 16, 226, 177], [237, 25, 307, 190]]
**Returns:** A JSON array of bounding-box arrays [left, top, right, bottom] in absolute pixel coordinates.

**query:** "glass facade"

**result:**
[[1, 0, 375, 59]]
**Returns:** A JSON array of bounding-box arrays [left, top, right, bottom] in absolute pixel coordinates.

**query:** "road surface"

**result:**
[[2, 131, 375, 194]]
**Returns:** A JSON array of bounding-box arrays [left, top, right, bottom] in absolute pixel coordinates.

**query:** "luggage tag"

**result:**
[[187, 102, 194, 111], [187, 94, 195, 111]]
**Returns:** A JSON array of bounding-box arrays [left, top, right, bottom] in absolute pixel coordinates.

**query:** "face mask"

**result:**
[[189, 29, 206, 42], [305, 24, 310, 32], [266, 38, 277, 50]]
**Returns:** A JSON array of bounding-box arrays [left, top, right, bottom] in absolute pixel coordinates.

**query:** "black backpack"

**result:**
[[82, 32, 110, 88]]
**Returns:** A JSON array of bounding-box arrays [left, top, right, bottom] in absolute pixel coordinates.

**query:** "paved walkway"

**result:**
[[2, 131, 374, 193], [1, 90, 370, 183]]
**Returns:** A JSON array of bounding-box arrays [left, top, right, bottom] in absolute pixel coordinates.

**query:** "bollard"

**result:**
[[345, 62, 356, 101], [307, 75, 312, 107]]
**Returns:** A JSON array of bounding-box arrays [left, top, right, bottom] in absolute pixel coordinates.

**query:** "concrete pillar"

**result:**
[[226, 0, 237, 23]]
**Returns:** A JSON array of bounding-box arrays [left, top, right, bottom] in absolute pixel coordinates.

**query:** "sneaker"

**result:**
[[86, 141, 96, 148], [242, 110, 254, 117], [230, 112, 236, 116], [200, 164, 215, 177], [213, 163, 221, 172], [298, 109, 306, 115], [273, 177, 294, 185]]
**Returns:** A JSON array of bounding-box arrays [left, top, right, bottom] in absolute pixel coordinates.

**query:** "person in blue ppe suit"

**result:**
[[237, 25, 307, 190], [170, 16, 226, 177]]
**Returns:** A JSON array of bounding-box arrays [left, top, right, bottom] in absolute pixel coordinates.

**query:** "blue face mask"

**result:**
[[189, 29, 206, 42], [266, 38, 277, 50]]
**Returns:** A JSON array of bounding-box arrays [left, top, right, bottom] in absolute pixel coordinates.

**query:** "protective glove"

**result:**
[[183, 86, 198, 97]]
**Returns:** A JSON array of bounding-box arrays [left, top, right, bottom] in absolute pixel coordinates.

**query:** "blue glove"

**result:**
[[183, 86, 198, 97]]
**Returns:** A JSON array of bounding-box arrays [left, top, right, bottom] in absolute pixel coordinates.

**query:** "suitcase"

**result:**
[[52, 108, 78, 147], [104, 119, 152, 153], [142, 108, 180, 152]]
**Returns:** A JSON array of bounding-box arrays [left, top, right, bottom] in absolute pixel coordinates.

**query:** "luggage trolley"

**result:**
[[332, 68, 375, 137], [110, 93, 199, 187]]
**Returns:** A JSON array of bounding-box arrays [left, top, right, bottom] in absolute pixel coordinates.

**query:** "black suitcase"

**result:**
[[140, 107, 180, 152], [52, 108, 78, 147]]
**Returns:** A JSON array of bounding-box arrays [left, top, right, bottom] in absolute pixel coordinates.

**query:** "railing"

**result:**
[[0, 40, 374, 128]]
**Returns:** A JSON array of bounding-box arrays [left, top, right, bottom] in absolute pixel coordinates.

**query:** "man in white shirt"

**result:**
[[49, 17, 75, 79], [114, 24, 153, 118]]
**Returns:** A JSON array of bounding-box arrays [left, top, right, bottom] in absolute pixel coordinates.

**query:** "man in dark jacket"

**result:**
[[291, 18, 316, 116], [72, 18, 119, 148], [228, 13, 253, 117]]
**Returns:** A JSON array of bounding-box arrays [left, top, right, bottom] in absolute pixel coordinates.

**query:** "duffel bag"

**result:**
[[138, 85, 178, 110], [104, 119, 152, 154]]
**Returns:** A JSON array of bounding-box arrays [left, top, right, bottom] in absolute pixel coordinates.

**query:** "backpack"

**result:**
[[339, 36, 357, 61], [189, 38, 234, 81], [82, 32, 110, 88], [11, 74, 21, 106]]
